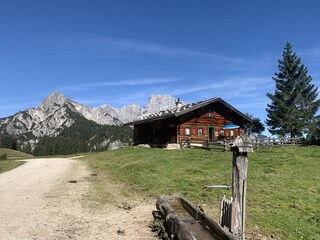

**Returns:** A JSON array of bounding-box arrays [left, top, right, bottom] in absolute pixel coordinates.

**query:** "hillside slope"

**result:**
[[0, 148, 34, 160]]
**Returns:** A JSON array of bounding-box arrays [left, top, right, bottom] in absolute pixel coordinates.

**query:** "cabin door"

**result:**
[[208, 126, 215, 142]]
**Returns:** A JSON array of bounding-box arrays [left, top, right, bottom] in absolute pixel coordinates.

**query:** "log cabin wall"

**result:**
[[132, 100, 250, 146], [178, 102, 244, 143]]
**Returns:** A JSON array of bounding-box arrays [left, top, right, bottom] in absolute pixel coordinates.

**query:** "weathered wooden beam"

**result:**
[[230, 136, 253, 240], [180, 197, 237, 240], [156, 195, 237, 240], [204, 185, 231, 190]]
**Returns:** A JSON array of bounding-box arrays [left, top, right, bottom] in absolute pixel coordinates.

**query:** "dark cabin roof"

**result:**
[[125, 97, 252, 125]]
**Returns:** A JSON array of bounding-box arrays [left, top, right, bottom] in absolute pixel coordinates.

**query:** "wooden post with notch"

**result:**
[[230, 135, 253, 240]]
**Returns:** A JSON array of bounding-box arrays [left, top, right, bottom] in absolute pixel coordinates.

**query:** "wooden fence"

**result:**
[[252, 137, 303, 149], [179, 137, 303, 150], [220, 194, 235, 232], [179, 137, 233, 151]]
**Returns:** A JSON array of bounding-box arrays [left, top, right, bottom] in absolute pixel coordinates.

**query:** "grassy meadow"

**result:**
[[0, 148, 34, 160], [0, 148, 33, 173], [85, 146, 320, 239]]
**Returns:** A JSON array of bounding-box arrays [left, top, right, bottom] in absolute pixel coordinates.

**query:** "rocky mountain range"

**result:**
[[0, 92, 177, 154]]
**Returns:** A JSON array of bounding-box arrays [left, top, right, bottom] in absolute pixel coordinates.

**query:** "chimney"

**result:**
[[176, 98, 183, 108]]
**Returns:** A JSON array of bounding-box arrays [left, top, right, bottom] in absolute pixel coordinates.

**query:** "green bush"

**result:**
[[0, 153, 7, 160], [149, 211, 169, 240]]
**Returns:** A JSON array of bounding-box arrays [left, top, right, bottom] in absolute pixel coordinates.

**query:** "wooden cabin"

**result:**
[[126, 97, 252, 147]]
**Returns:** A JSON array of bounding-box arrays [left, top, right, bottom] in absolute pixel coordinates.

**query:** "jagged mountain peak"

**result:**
[[147, 94, 175, 102], [38, 91, 68, 111], [0, 91, 180, 153], [145, 94, 177, 113], [0, 91, 179, 135], [120, 103, 141, 110], [98, 103, 114, 110]]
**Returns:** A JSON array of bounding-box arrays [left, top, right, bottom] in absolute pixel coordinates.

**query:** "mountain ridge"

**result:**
[[0, 92, 178, 154]]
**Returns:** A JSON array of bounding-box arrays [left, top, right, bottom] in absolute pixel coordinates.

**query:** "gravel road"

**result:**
[[0, 158, 157, 240]]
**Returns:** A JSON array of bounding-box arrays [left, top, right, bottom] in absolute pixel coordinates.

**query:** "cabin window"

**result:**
[[197, 127, 203, 136], [185, 126, 191, 136], [230, 129, 234, 137], [209, 110, 214, 118]]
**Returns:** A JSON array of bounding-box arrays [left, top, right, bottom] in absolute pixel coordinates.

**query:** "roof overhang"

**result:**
[[124, 97, 252, 126], [125, 113, 176, 126]]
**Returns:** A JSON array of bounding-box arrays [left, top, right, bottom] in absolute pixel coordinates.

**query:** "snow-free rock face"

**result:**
[[1, 92, 73, 137], [72, 102, 122, 126], [144, 94, 177, 115], [38, 91, 67, 113], [114, 94, 177, 123], [115, 104, 143, 124]]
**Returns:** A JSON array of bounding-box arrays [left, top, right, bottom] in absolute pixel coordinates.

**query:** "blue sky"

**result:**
[[1, 1, 320, 135]]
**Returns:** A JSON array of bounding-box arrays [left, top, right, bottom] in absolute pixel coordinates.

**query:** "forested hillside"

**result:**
[[32, 124, 132, 156]]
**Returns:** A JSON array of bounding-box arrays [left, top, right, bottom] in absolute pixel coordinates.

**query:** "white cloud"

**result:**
[[60, 34, 256, 67], [62, 78, 180, 92], [171, 76, 273, 97], [110, 38, 249, 65]]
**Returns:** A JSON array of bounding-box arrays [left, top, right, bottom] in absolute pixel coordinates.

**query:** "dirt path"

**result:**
[[0, 158, 157, 240]]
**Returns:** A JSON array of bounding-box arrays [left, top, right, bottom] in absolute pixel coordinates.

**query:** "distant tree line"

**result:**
[[32, 136, 88, 156], [0, 134, 17, 150], [0, 123, 133, 156], [32, 124, 133, 156]]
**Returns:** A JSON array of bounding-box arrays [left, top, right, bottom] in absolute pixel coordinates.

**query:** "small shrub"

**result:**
[[0, 153, 7, 160], [149, 210, 169, 240]]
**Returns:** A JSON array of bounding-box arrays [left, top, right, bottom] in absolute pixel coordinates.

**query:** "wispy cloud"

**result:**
[[167, 75, 274, 119], [77, 75, 273, 113], [171, 76, 273, 97], [62, 78, 180, 92], [60, 34, 254, 66], [299, 48, 320, 61], [108, 38, 249, 65]]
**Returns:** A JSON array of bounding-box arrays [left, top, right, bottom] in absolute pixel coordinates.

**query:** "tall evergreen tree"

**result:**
[[266, 42, 320, 138]]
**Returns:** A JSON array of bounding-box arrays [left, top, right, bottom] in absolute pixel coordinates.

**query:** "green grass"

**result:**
[[0, 148, 34, 160], [0, 159, 24, 173], [0, 148, 33, 174], [85, 146, 320, 239]]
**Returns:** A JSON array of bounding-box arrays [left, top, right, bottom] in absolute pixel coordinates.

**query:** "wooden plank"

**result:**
[[179, 197, 238, 240], [231, 136, 253, 239], [157, 195, 238, 240]]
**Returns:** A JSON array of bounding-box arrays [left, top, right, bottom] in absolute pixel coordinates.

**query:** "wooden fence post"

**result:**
[[231, 136, 253, 240], [187, 138, 190, 148], [224, 138, 227, 152]]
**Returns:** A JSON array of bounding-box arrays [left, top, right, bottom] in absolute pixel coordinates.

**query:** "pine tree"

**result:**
[[250, 117, 265, 136], [266, 42, 320, 138], [244, 113, 265, 136]]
